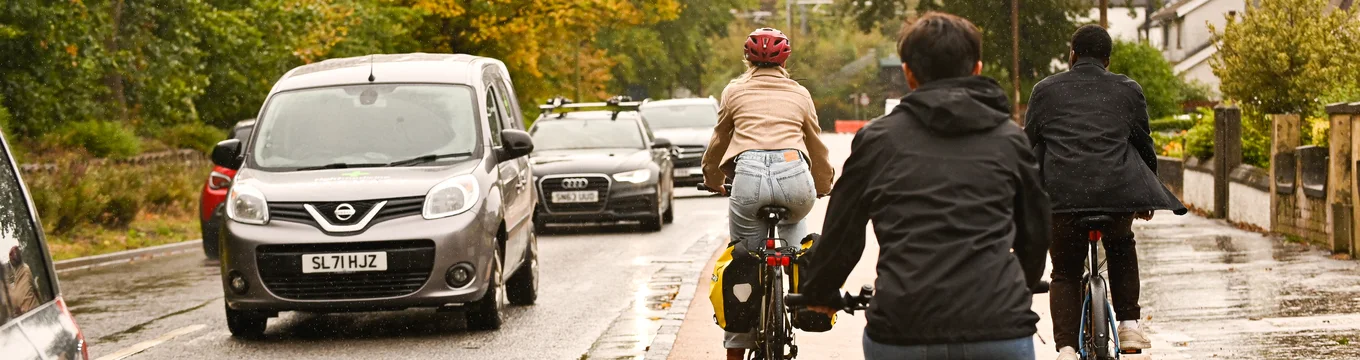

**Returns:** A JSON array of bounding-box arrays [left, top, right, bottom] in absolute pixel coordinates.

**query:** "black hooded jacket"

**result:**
[[1024, 58, 1188, 215], [801, 76, 1051, 346]]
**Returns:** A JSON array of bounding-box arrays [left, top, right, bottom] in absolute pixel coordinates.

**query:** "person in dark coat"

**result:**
[[1023, 25, 1188, 360], [801, 12, 1050, 359]]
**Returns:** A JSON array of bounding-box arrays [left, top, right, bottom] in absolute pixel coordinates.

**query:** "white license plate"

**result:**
[[673, 167, 701, 177], [552, 191, 599, 203], [302, 252, 388, 273]]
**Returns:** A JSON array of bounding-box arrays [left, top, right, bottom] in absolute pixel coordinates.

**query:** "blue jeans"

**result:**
[[723, 150, 817, 349], [863, 333, 1035, 360]]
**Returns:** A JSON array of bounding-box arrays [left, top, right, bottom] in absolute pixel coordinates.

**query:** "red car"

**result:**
[[200, 119, 254, 258]]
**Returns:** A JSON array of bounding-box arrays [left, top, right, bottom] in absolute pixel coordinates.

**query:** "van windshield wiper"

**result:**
[[296, 162, 384, 171], [386, 152, 474, 167]]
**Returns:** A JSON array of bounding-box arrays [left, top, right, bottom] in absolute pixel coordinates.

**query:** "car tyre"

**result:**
[[466, 246, 505, 331], [662, 193, 674, 224], [225, 305, 267, 339], [506, 234, 538, 305], [202, 224, 220, 260]]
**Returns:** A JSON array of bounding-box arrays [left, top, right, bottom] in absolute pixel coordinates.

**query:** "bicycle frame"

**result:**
[[1079, 230, 1122, 360], [751, 210, 796, 360]]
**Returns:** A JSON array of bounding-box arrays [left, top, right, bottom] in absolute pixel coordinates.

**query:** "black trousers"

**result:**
[[1049, 213, 1141, 350]]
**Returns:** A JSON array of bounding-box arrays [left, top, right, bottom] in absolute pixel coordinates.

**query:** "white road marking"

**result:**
[[95, 324, 206, 360]]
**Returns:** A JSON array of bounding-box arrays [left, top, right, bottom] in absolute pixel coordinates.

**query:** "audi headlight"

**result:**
[[226, 184, 269, 225], [424, 175, 480, 219], [612, 169, 651, 184]]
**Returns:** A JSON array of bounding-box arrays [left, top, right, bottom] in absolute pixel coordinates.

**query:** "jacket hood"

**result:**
[[899, 76, 1012, 136]]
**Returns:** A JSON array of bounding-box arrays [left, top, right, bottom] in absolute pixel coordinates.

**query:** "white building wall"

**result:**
[[1078, 8, 1150, 40], [1179, 0, 1244, 53], [1183, 169, 1216, 211], [1180, 59, 1220, 93], [1228, 182, 1271, 231]]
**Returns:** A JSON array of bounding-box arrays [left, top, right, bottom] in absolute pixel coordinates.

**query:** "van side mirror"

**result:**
[[498, 130, 534, 162], [212, 139, 243, 170], [651, 137, 672, 149]]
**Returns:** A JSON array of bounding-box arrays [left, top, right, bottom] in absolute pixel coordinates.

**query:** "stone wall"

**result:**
[[1182, 158, 1215, 211], [1228, 165, 1271, 231]]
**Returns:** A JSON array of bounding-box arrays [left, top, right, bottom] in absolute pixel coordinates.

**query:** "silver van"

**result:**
[[210, 54, 538, 338]]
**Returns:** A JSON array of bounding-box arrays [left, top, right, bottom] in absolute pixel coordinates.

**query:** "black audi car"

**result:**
[[530, 99, 675, 231]]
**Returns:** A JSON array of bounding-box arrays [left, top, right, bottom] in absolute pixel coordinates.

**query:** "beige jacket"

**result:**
[[702, 68, 834, 194]]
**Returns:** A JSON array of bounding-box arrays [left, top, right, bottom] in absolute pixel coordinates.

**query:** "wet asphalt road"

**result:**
[[60, 189, 729, 360]]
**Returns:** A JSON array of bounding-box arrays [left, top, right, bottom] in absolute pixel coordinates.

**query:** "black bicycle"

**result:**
[[1075, 215, 1141, 360], [701, 184, 806, 359]]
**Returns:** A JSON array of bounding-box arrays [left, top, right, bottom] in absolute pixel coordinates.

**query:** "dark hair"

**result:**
[[897, 12, 982, 84], [1070, 25, 1112, 60]]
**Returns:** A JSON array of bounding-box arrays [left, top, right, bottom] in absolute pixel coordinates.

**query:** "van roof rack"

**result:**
[[539, 95, 640, 120]]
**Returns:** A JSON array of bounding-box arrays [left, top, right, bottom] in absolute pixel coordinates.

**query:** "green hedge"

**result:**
[[1150, 117, 1195, 132], [156, 123, 227, 155], [26, 160, 201, 234], [45, 121, 142, 159]]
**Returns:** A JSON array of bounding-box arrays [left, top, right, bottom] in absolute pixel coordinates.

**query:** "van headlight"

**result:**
[[226, 184, 269, 225], [612, 169, 651, 184], [424, 175, 480, 219]]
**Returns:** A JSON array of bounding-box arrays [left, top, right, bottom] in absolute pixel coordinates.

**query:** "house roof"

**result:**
[[1151, 0, 1212, 21], [1086, 0, 1154, 7]]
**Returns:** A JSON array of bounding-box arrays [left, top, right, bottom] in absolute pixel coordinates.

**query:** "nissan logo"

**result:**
[[334, 203, 356, 221], [561, 178, 589, 189]]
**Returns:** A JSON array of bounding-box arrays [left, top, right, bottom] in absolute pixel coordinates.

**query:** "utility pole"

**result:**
[[1100, 0, 1109, 28], [786, 0, 793, 31], [1012, 0, 1022, 125], [575, 42, 582, 101]]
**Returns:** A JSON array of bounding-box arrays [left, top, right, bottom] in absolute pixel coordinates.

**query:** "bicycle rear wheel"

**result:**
[[763, 267, 787, 359], [1085, 275, 1116, 360]]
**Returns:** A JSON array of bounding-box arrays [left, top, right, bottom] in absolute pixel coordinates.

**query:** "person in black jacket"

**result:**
[[800, 12, 1050, 359], [1023, 25, 1188, 360]]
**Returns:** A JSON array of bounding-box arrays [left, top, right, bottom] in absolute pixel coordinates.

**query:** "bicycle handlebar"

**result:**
[[785, 285, 874, 315], [697, 184, 732, 195]]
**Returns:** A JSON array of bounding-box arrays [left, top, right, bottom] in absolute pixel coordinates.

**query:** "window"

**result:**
[[486, 86, 505, 147], [0, 150, 54, 320], [496, 78, 524, 131], [250, 84, 480, 170]]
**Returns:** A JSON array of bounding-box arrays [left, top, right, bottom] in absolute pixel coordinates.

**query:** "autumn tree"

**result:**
[[1210, 0, 1360, 115], [839, 0, 1090, 103]]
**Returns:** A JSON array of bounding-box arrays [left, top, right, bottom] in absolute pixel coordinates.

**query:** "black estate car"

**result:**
[[530, 98, 675, 231]]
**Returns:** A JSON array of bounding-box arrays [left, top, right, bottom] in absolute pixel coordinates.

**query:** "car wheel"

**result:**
[[641, 193, 664, 232], [662, 193, 675, 224], [202, 222, 220, 260], [225, 304, 267, 339], [506, 236, 538, 305], [466, 246, 505, 331]]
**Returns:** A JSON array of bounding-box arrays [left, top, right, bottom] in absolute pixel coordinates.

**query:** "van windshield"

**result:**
[[251, 84, 479, 171], [638, 103, 718, 129]]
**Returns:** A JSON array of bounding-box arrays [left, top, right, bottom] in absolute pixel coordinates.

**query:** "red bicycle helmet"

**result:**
[[744, 28, 791, 67]]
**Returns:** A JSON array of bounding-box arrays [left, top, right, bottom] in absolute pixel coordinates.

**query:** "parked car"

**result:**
[[637, 97, 718, 186], [530, 97, 675, 232], [200, 119, 256, 259], [211, 53, 539, 338], [0, 130, 89, 360]]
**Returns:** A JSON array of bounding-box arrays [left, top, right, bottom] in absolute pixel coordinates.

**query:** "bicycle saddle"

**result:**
[[758, 206, 791, 221], [1076, 215, 1115, 231]]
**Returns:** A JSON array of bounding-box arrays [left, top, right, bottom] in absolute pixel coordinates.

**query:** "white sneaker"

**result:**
[[1056, 346, 1079, 360], [1118, 322, 1152, 350]]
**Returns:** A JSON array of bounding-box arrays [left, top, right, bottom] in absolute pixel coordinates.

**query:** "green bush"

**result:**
[[1183, 108, 1216, 160], [1109, 40, 1183, 119], [47, 121, 143, 159], [156, 122, 226, 154], [1150, 116, 1195, 132], [25, 159, 202, 234], [0, 95, 11, 134]]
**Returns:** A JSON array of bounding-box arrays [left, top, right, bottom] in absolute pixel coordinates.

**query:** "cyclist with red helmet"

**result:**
[[701, 27, 833, 360]]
